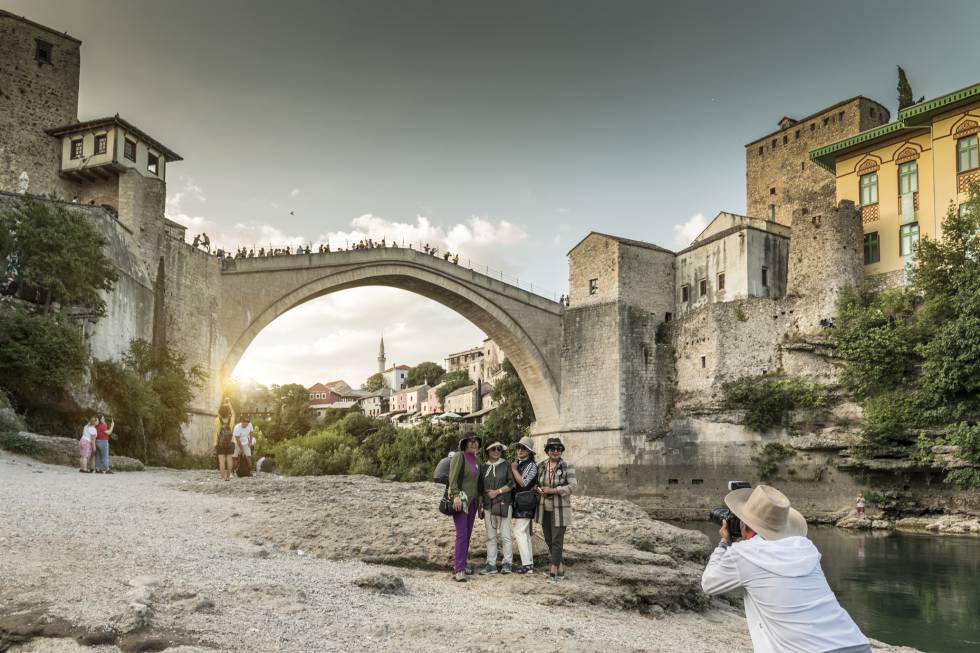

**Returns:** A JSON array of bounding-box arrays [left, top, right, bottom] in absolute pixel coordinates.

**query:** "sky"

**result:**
[[7, 0, 980, 388]]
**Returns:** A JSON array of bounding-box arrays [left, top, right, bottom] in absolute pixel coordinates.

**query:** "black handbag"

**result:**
[[514, 490, 537, 513], [438, 455, 465, 516]]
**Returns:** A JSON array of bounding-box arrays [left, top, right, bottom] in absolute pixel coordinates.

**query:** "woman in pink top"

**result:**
[[79, 417, 97, 473]]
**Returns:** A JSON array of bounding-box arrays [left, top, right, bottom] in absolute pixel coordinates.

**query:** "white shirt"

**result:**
[[701, 536, 869, 653], [233, 422, 253, 445], [81, 425, 97, 442]]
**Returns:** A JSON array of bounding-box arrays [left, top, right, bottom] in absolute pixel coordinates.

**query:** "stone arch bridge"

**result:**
[[205, 247, 563, 441]]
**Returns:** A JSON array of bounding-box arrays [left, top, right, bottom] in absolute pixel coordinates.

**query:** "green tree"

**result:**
[[436, 370, 470, 408], [897, 66, 914, 111], [481, 359, 535, 445], [265, 383, 314, 442], [92, 339, 206, 462], [405, 361, 446, 387], [361, 372, 388, 392], [831, 184, 980, 484], [3, 199, 117, 314], [0, 305, 89, 409]]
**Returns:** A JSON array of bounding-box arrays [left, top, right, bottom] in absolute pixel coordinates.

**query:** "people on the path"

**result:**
[[510, 436, 538, 574], [479, 442, 515, 575], [214, 399, 235, 481], [433, 450, 455, 485], [255, 453, 276, 474], [856, 496, 866, 516], [79, 417, 97, 473], [94, 415, 114, 474], [534, 437, 576, 583], [448, 432, 484, 582], [701, 484, 871, 653], [233, 415, 255, 477]]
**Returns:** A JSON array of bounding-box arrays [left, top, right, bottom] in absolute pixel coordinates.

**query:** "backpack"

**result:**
[[218, 422, 233, 448]]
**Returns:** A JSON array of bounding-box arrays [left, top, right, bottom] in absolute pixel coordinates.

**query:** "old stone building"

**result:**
[[745, 96, 889, 226]]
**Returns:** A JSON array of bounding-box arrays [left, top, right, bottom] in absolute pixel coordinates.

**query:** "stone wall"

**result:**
[[0, 12, 80, 199], [567, 233, 620, 307], [617, 242, 675, 321], [745, 97, 889, 224]]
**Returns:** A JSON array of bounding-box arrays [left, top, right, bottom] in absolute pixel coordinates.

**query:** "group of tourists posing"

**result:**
[[214, 398, 259, 480], [445, 432, 577, 584]]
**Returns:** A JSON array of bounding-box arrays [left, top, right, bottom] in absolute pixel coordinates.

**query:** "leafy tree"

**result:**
[[405, 361, 446, 388], [831, 184, 980, 485], [0, 305, 88, 409], [92, 339, 206, 462], [3, 199, 117, 314], [481, 359, 535, 445], [265, 383, 314, 442], [361, 372, 388, 392], [436, 370, 471, 409]]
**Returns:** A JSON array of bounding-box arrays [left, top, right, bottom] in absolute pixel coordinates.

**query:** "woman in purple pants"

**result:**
[[448, 432, 484, 582]]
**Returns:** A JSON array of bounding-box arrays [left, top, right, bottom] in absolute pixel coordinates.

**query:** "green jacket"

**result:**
[[448, 453, 482, 506]]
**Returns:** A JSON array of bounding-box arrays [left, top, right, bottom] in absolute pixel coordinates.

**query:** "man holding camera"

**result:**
[[701, 484, 870, 653]]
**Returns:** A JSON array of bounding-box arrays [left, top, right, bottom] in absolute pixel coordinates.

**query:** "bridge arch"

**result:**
[[215, 249, 562, 434]]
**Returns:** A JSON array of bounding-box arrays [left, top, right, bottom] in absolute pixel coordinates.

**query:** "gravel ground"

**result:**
[[0, 451, 916, 653]]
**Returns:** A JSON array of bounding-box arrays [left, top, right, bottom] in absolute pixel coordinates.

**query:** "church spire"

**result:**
[[377, 334, 386, 373]]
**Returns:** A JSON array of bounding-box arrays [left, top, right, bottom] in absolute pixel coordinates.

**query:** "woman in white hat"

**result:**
[[478, 441, 514, 575], [509, 436, 538, 574], [701, 484, 870, 653]]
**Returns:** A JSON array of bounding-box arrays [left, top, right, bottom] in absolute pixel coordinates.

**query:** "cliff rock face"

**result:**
[[185, 474, 713, 613], [4, 431, 144, 471]]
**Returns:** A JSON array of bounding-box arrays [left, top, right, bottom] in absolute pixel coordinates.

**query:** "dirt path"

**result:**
[[0, 452, 917, 652]]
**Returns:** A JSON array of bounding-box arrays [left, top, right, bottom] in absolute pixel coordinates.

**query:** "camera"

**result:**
[[708, 481, 752, 539]]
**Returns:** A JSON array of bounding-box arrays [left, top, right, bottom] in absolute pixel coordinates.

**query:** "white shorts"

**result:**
[[235, 442, 252, 458]]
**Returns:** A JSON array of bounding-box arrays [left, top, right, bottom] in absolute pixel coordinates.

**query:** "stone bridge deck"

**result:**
[[215, 247, 564, 434]]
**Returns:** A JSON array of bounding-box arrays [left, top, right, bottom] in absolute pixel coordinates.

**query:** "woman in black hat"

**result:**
[[447, 432, 484, 582], [534, 437, 577, 583]]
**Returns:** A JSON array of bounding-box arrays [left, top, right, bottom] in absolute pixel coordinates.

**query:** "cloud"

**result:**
[[318, 214, 527, 260], [290, 188, 302, 198], [165, 176, 206, 214], [672, 212, 707, 249]]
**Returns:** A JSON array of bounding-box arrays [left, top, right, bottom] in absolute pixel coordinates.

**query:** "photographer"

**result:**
[[701, 484, 870, 653]]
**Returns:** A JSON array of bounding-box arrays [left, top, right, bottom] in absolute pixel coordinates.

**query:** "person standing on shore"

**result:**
[[214, 399, 235, 481], [448, 432, 483, 582], [534, 437, 576, 583], [79, 417, 97, 473], [510, 436, 538, 574], [93, 415, 114, 474], [701, 484, 871, 653], [479, 442, 514, 575], [233, 415, 254, 477], [856, 496, 866, 516]]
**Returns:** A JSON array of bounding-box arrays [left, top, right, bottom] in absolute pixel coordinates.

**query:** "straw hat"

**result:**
[[724, 484, 807, 540], [484, 441, 507, 452], [514, 436, 536, 454]]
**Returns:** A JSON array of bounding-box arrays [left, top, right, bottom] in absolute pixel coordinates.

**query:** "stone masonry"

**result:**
[[745, 97, 889, 225], [0, 10, 81, 199]]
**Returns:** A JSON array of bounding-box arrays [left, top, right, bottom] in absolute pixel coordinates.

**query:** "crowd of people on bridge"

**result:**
[[188, 233, 463, 265]]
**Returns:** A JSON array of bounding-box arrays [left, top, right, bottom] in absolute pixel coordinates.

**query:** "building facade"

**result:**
[[745, 96, 889, 226], [812, 82, 980, 284], [382, 365, 410, 391], [358, 389, 391, 417]]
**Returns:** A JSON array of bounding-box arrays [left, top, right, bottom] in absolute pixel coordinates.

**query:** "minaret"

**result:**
[[377, 334, 386, 373]]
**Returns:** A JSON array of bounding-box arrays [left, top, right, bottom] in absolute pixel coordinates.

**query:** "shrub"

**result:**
[[722, 373, 829, 433], [752, 442, 796, 481], [0, 431, 41, 456]]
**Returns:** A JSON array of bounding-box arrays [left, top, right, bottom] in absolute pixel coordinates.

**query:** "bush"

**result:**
[[0, 305, 89, 410], [752, 442, 796, 481], [722, 374, 829, 433], [0, 431, 41, 456]]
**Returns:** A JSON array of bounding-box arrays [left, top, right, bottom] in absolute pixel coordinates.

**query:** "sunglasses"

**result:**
[[546, 447, 563, 453], [488, 446, 503, 452]]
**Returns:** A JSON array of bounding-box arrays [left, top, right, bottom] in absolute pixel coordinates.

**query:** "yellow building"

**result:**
[[811, 82, 980, 283]]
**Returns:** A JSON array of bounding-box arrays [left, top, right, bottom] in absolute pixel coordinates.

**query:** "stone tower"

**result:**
[[377, 335, 386, 373], [745, 97, 889, 226], [0, 10, 82, 198], [787, 200, 863, 331]]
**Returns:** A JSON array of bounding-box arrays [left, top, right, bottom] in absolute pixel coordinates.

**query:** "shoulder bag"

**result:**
[[438, 456, 465, 516]]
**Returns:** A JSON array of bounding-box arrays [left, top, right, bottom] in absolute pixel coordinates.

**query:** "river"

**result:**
[[672, 521, 980, 653]]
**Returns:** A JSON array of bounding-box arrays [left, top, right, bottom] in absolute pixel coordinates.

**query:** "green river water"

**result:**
[[672, 521, 980, 653]]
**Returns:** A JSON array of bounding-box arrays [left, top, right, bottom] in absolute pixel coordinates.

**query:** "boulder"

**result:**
[[4, 432, 143, 471], [186, 473, 715, 613]]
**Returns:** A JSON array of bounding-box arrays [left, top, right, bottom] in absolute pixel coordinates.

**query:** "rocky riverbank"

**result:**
[[0, 450, 919, 652]]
